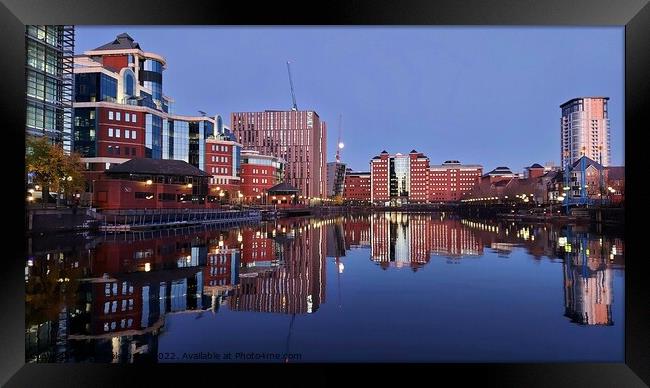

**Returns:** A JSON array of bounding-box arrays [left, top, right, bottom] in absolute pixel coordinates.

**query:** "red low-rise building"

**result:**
[[429, 160, 483, 202], [92, 158, 212, 210], [343, 170, 371, 202], [205, 136, 242, 201], [239, 150, 285, 204]]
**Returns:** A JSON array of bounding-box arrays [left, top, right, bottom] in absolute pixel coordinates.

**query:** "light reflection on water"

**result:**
[[25, 213, 624, 363]]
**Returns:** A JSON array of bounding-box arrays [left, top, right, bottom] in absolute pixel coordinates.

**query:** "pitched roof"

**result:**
[[106, 158, 209, 177], [266, 182, 299, 193], [529, 163, 544, 169], [94, 33, 141, 51], [570, 155, 603, 171]]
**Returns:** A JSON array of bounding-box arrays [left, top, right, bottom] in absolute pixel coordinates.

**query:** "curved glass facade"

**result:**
[[141, 59, 163, 102]]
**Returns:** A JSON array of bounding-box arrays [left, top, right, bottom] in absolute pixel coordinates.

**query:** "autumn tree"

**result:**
[[26, 137, 86, 207]]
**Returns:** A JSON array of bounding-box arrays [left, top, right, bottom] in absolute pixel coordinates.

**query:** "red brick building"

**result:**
[[92, 158, 211, 210], [370, 151, 390, 204], [239, 150, 285, 203], [370, 151, 483, 204], [369, 150, 432, 205], [429, 160, 483, 202], [205, 137, 242, 200], [343, 169, 370, 202], [231, 110, 327, 199]]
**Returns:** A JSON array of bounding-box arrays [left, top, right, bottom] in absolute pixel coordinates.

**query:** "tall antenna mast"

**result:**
[[286, 61, 298, 111], [335, 114, 344, 162]]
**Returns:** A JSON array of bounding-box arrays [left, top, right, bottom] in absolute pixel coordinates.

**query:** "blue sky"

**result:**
[[76, 26, 624, 171]]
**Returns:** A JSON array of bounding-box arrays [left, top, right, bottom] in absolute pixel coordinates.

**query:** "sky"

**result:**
[[75, 26, 624, 172]]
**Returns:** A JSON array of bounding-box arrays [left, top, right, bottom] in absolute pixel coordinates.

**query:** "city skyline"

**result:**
[[74, 26, 624, 173]]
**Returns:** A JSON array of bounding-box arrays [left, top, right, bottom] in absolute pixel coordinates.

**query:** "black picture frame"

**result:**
[[1, 0, 647, 386]]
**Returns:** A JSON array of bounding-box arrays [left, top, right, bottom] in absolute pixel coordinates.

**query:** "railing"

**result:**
[[97, 208, 261, 230]]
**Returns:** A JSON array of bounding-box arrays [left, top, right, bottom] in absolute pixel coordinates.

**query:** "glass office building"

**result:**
[[25, 25, 75, 153]]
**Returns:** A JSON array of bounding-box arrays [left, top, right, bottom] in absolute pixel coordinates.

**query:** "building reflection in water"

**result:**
[[25, 213, 624, 363], [228, 218, 326, 314], [370, 213, 483, 270], [25, 218, 328, 363]]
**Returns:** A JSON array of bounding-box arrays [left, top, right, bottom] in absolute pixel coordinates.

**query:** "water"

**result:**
[[25, 212, 624, 363]]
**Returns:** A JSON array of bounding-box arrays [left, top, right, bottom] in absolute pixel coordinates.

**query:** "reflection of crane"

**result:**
[[286, 61, 298, 111], [284, 313, 296, 363]]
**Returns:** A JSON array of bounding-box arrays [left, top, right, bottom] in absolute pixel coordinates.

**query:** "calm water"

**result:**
[[25, 212, 625, 363]]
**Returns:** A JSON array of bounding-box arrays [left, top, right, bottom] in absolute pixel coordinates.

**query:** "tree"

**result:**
[[26, 137, 86, 207]]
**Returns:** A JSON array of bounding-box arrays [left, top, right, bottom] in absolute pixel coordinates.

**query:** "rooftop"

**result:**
[[106, 158, 209, 177], [570, 155, 604, 171], [93, 33, 141, 51], [560, 96, 609, 108], [267, 182, 299, 193]]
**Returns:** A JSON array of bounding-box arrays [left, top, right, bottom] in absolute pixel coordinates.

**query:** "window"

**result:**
[[108, 128, 113, 137], [116, 112, 121, 121], [108, 111, 114, 120], [104, 302, 110, 314], [125, 113, 130, 122], [108, 146, 113, 155], [132, 114, 137, 123], [115, 146, 120, 155], [132, 130, 137, 139], [125, 130, 130, 139], [135, 192, 155, 199], [132, 148, 136, 156], [124, 148, 130, 156]]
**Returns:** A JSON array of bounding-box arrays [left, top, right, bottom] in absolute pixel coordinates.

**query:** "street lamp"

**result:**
[[146, 179, 153, 185]]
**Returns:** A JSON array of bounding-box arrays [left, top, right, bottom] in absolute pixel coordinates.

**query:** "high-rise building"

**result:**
[[560, 97, 611, 169], [25, 25, 75, 153], [370, 150, 430, 205], [326, 161, 347, 197], [73, 33, 219, 175], [231, 110, 327, 199], [429, 160, 482, 202]]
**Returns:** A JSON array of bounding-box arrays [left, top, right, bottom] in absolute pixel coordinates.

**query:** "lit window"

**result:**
[[132, 114, 136, 123], [125, 130, 130, 139], [125, 113, 130, 122], [116, 112, 121, 121], [132, 130, 136, 139], [108, 128, 113, 137], [108, 111, 114, 120], [115, 129, 121, 138]]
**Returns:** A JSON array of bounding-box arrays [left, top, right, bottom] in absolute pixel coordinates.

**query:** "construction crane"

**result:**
[[286, 61, 298, 111], [335, 114, 344, 162]]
